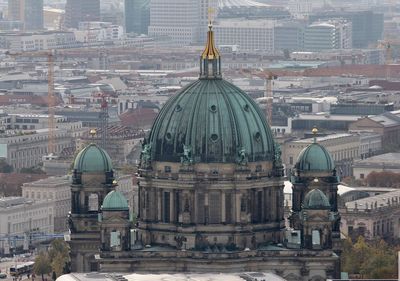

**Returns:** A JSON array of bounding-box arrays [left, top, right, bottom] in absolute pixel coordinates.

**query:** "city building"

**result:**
[[0, 128, 75, 171], [43, 7, 64, 30], [352, 153, 400, 180], [0, 197, 54, 255], [148, 0, 215, 45], [68, 25, 340, 280], [148, 0, 199, 45], [75, 125, 145, 165], [308, 10, 383, 48], [64, 0, 100, 29], [340, 190, 400, 241], [7, 0, 43, 31], [22, 176, 70, 233], [274, 20, 305, 52], [215, 19, 275, 52], [0, 31, 79, 51], [304, 20, 352, 51], [124, 0, 150, 35], [349, 112, 400, 150], [283, 133, 360, 177]]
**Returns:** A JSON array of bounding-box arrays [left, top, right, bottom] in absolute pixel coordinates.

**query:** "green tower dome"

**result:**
[[73, 143, 113, 173], [102, 190, 129, 211], [303, 188, 330, 210], [296, 143, 334, 172]]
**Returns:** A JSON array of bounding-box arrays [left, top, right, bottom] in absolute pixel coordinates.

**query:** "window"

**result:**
[[289, 156, 293, 165], [209, 192, 221, 224], [162, 192, 170, 223], [164, 166, 171, 173], [360, 174, 365, 179], [110, 231, 121, 247]]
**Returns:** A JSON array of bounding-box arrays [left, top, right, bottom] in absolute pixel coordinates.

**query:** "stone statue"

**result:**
[[237, 148, 248, 166], [67, 213, 75, 232], [140, 141, 152, 169], [181, 145, 193, 165]]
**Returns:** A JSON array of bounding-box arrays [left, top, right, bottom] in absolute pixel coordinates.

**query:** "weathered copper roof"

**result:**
[[146, 78, 275, 163]]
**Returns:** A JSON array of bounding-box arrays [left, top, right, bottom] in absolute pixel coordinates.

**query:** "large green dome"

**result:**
[[73, 143, 113, 173], [102, 190, 129, 211], [303, 188, 330, 210], [146, 78, 275, 163], [295, 143, 334, 172]]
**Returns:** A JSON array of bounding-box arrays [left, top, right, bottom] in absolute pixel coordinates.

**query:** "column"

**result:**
[[157, 189, 162, 221], [235, 192, 241, 223], [170, 190, 174, 223], [221, 191, 226, 223]]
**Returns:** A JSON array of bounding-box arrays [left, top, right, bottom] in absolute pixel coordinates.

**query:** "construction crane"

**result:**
[[6, 50, 56, 155], [265, 72, 278, 126]]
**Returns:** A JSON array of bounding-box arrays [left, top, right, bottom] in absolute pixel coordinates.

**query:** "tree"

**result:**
[[341, 236, 398, 279], [34, 252, 52, 281], [0, 159, 13, 173], [49, 239, 70, 276]]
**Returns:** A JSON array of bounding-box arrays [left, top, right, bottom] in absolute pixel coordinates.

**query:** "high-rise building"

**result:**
[[308, 10, 383, 48], [148, 0, 216, 45], [64, 0, 100, 29], [124, 0, 150, 35], [215, 19, 275, 52], [7, 0, 43, 30], [304, 20, 352, 51], [274, 20, 305, 52]]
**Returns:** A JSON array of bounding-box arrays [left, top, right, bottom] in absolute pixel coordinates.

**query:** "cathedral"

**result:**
[[67, 24, 341, 281]]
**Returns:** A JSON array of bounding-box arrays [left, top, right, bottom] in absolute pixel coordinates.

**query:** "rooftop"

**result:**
[[353, 153, 400, 167], [292, 133, 354, 144], [58, 272, 286, 281], [0, 197, 33, 208], [345, 189, 400, 211]]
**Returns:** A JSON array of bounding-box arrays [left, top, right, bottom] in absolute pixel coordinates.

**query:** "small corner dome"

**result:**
[[303, 189, 330, 210], [73, 143, 113, 173], [102, 190, 129, 211], [296, 143, 334, 172]]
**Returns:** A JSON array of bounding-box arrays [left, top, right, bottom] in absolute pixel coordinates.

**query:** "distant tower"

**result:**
[[64, 0, 100, 29], [68, 143, 115, 272], [100, 191, 132, 252], [8, 0, 43, 30], [124, 0, 150, 35], [100, 95, 108, 151], [289, 128, 341, 252]]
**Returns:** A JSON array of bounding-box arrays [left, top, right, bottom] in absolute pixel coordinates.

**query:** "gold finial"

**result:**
[[312, 126, 318, 143], [89, 128, 97, 137], [202, 7, 220, 60], [312, 127, 318, 135]]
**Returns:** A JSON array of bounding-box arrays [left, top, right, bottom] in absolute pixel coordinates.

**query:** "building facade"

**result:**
[[0, 197, 54, 255], [22, 176, 70, 233], [340, 190, 400, 241], [304, 20, 352, 51], [124, 0, 150, 35], [0, 128, 75, 171], [68, 25, 340, 280], [215, 19, 275, 52]]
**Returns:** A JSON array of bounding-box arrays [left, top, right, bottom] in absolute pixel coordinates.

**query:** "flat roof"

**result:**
[[292, 133, 354, 143]]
